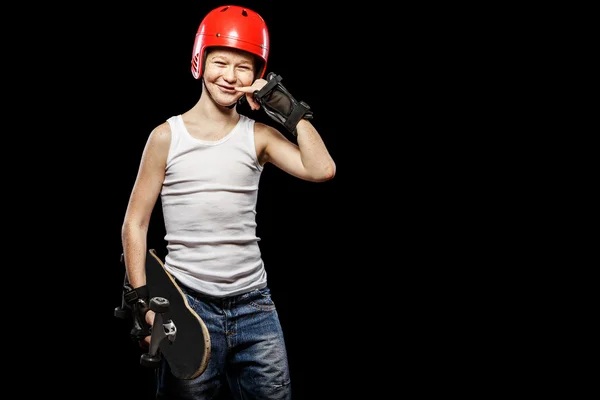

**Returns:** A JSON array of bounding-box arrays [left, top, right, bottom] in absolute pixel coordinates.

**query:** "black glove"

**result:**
[[122, 284, 151, 341], [253, 73, 313, 136]]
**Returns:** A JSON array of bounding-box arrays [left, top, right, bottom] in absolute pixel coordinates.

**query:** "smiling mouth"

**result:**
[[218, 85, 237, 93]]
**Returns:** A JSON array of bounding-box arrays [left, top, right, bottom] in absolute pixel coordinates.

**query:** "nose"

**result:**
[[223, 66, 236, 82]]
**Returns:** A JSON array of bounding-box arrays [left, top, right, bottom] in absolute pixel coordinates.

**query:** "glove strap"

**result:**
[[123, 284, 151, 341]]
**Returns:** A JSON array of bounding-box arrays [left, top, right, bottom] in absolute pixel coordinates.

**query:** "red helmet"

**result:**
[[191, 5, 269, 80]]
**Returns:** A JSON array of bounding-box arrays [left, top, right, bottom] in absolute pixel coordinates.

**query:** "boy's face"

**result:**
[[203, 47, 256, 106]]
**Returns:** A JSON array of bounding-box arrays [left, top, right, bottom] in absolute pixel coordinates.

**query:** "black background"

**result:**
[[8, 1, 487, 397], [9, 3, 512, 397]]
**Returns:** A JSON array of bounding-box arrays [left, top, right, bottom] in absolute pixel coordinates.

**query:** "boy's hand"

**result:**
[[235, 79, 267, 111]]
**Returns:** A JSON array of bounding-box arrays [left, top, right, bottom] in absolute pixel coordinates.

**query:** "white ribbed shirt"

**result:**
[[161, 114, 267, 297]]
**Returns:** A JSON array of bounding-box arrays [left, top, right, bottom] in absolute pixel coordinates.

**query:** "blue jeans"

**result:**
[[156, 286, 292, 399]]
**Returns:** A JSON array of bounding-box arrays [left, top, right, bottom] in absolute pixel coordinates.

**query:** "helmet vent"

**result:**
[[217, 6, 248, 17]]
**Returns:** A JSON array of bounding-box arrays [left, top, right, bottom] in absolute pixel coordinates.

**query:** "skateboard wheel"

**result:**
[[150, 297, 170, 313], [140, 353, 161, 368]]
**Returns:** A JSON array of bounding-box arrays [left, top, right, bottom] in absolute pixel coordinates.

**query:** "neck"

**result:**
[[186, 95, 238, 125], [191, 87, 239, 121]]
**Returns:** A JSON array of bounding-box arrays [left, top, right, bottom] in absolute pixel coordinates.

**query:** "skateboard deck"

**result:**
[[144, 249, 211, 379]]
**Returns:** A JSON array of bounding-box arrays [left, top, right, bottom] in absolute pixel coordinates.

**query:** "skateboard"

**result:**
[[115, 249, 211, 380]]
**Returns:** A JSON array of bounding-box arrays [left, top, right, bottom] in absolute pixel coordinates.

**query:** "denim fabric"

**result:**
[[156, 286, 292, 399]]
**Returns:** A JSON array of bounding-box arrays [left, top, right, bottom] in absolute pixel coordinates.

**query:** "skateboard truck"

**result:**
[[140, 297, 177, 368], [114, 253, 178, 370]]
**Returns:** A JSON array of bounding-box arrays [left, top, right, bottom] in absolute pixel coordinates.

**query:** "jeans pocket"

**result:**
[[248, 287, 276, 311]]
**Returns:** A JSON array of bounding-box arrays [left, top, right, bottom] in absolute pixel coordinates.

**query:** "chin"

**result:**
[[216, 99, 238, 108], [207, 89, 237, 106], [217, 95, 242, 108]]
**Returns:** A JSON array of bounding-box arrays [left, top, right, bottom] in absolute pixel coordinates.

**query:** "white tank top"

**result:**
[[161, 114, 267, 297]]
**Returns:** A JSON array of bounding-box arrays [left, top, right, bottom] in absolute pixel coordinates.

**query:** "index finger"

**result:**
[[234, 86, 254, 93]]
